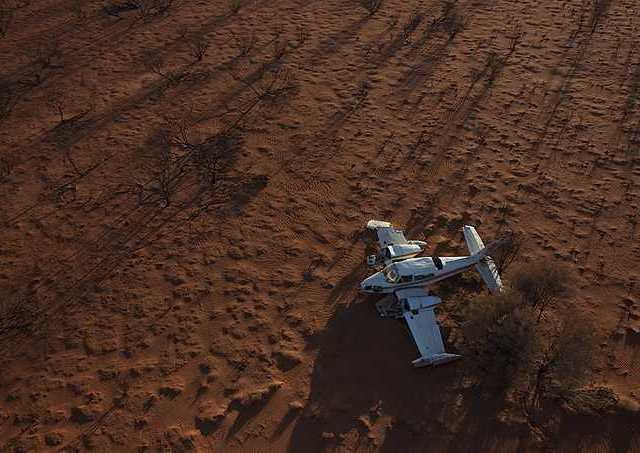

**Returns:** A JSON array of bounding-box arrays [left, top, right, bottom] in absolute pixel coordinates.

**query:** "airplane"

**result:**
[[360, 220, 504, 367]]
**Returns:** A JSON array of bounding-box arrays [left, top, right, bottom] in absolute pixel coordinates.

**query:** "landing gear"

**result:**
[[375, 295, 403, 319]]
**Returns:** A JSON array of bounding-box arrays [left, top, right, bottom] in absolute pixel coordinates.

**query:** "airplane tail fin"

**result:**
[[463, 225, 504, 294]]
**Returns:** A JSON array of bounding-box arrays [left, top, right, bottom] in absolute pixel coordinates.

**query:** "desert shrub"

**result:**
[[141, 49, 182, 84], [531, 315, 598, 406], [141, 49, 165, 75], [560, 386, 618, 415], [511, 260, 573, 319], [439, 0, 465, 41], [233, 31, 256, 58], [190, 130, 242, 188], [400, 10, 423, 42], [135, 0, 176, 18], [359, 0, 383, 15], [102, 0, 140, 17], [103, 0, 175, 19], [462, 292, 538, 386]]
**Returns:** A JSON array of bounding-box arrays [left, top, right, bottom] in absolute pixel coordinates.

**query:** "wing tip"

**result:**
[[367, 219, 392, 229]]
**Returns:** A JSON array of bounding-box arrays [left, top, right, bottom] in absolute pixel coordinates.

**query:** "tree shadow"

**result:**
[[271, 408, 300, 440], [550, 410, 640, 452], [286, 294, 474, 452], [285, 284, 560, 453], [226, 391, 276, 441]]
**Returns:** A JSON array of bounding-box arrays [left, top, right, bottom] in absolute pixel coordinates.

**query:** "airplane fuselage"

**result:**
[[360, 254, 481, 294]]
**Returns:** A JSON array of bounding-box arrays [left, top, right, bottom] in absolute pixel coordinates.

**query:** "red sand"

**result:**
[[1, 0, 639, 451]]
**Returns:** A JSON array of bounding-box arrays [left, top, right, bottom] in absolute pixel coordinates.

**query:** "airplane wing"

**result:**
[[395, 288, 460, 367], [367, 219, 408, 247]]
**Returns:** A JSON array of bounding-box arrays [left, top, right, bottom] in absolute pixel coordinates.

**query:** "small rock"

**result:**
[[134, 417, 148, 430], [159, 385, 182, 399], [198, 362, 211, 375], [234, 381, 283, 407], [165, 274, 186, 286], [195, 404, 226, 436], [288, 400, 304, 411], [321, 432, 335, 440]]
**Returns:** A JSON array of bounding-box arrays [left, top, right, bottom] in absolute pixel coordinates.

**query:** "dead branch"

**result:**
[[359, 0, 383, 16]]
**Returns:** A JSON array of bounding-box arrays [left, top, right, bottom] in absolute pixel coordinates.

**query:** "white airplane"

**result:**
[[360, 220, 504, 367]]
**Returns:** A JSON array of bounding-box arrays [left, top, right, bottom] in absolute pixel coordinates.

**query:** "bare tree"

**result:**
[[492, 230, 522, 275], [439, 1, 466, 41], [30, 40, 62, 85], [511, 261, 573, 321], [359, 0, 383, 16], [233, 31, 256, 58], [528, 314, 597, 409], [141, 49, 166, 76], [185, 32, 209, 62], [293, 24, 309, 49], [47, 89, 65, 123], [507, 22, 524, 53], [162, 111, 195, 149], [271, 28, 288, 61]]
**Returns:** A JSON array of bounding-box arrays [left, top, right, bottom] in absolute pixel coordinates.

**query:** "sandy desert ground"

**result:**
[[1, 0, 640, 451]]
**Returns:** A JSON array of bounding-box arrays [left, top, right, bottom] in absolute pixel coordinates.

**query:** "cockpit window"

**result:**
[[383, 265, 400, 283]]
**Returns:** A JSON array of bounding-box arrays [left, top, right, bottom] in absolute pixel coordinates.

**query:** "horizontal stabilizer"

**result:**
[[476, 258, 503, 293], [412, 353, 462, 367], [367, 219, 392, 229]]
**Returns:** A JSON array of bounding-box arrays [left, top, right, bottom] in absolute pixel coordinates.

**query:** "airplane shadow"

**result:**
[[286, 293, 531, 452]]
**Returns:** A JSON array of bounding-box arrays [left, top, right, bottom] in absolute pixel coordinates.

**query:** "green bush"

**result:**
[[462, 292, 538, 385]]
